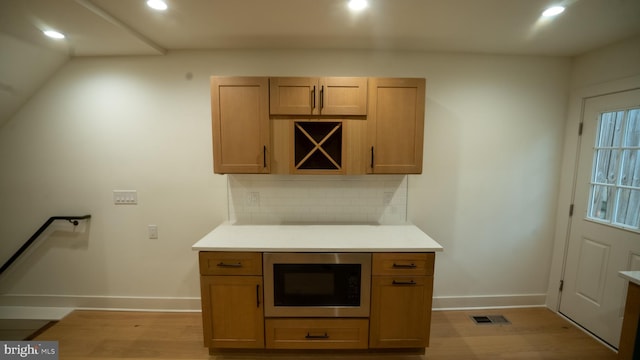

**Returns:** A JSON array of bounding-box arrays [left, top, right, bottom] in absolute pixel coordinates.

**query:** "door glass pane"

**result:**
[[620, 150, 640, 187], [593, 149, 619, 185], [589, 185, 614, 221], [623, 109, 639, 147], [587, 107, 640, 231], [596, 111, 624, 147], [615, 189, 640, 228]]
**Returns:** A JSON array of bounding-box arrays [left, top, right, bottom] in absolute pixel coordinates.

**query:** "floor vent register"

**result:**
[[470, 315, 511, 325]]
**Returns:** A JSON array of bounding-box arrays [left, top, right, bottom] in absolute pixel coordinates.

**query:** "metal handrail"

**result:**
[[0, 215, 91, 275]]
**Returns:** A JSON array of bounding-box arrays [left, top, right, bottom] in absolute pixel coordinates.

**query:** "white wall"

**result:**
[[0, 50, 570, 310]]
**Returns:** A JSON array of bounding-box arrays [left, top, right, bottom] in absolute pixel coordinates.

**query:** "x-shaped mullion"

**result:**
[[295, 123, 342, 169]]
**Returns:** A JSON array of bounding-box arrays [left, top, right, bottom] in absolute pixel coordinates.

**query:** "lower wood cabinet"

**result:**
[[198, 251, 435, 352], [370, 252, 435, 348], [199, 252, 264, 349], [265, 318, 369, 349], [369, 275, 433, 348]]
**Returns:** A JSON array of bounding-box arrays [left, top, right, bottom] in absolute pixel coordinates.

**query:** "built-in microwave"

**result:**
[[263, 252, 371, 317]]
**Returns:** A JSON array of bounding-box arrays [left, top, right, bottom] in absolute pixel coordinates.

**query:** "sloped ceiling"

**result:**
[[1, 0, 640, 125]]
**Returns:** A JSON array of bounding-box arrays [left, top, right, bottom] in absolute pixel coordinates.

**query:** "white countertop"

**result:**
[[619, 271, 640, 286], [192, 223, 443, 253]]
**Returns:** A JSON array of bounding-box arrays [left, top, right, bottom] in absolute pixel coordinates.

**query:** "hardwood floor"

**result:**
[[34, 307, 617, 359]]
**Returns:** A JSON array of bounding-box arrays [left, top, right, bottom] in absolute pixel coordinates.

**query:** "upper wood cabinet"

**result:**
[[211, 77, 270, 174], [210, 76, 425, 175], [367, 78, 425, 174], [269, 77, 367, 116]]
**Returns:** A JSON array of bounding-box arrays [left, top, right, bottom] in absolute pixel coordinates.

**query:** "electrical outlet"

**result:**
[[148, 225, 158, 239], [113, 190, 137, 205], [246, 192, 260, 207]]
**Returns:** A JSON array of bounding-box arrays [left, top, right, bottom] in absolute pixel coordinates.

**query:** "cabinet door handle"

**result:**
[[370, 146, 374, 168], [263, 145, 267, 168], [216, 262, 242, 268], [320, 85, 324, 109], [392, 280, 417, 285], [256, 284, 261, 308], [305, 332, 329, 339], [392, 263, 417, 269], [311, 86, 316, 109]]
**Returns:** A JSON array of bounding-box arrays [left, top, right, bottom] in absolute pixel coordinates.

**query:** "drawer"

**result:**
[[372, 253, 434, 276], [199, 252, 262, 275], [265, 318, 369, 349]]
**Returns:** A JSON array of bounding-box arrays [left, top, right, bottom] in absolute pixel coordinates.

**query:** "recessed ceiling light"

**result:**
[[43, 30, 65, 39], [146, 0, 168, 11], [348, 0, 368, 11], [542, 5, 565, 17]]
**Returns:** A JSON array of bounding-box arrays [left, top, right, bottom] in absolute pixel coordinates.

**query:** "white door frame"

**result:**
[[546, 75, 640, 311]]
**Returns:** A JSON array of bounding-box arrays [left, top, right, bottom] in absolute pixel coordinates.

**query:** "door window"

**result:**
[[588, 108, 640, 230]]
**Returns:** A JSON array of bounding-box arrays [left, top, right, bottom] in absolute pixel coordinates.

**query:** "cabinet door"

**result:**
[[369, 275, 433, 348], [211, 77, 270, 174], [367, 78, 425, 174], [270, 77, 367, 116], [319, 77, 367, 116], [270, 77, 319, 115], [200, 276, 264, 349]]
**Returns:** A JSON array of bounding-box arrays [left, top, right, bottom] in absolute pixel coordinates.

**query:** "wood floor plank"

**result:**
[[34, 308, 616, 359]]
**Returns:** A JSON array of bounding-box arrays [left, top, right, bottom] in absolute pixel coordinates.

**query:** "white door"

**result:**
[[559, 89, 640, 348]]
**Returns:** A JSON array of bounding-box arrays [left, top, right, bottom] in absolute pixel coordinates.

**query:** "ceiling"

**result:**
[[2, 0, 640, 57], [1, 0, 640, 125]]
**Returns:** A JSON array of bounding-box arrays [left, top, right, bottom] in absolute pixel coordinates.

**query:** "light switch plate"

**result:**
[[148, 225, 158, 239], [113, 190, 137, 205]]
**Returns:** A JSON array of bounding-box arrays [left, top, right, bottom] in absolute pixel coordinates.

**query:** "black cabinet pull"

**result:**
[[320, 85, 324, 109], [263, 145, 267, 168], [305, 332, 329, 339], [256, 284, 261, 308], [216, 262, 242, 268], [370, 146, 374, 168], [392, 263, 417, 269], [311, 86, 316, 109], [392, 280, 417, 285]]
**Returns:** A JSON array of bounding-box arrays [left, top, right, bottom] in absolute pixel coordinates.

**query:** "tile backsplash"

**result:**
[[228, 175, 408, 225]]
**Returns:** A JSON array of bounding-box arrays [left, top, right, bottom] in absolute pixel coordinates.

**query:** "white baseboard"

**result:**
[[432, 293, 547, 310], [0, 306, 73, 320], [0, 293, 546, 314], [0, 294, 201, 313]]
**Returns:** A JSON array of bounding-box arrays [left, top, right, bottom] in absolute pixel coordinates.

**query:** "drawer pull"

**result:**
[[305, 332, 329, 339], [392, 263, 417, 269], [216, 262, 242, 268], [392, 280, 417, 285]]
